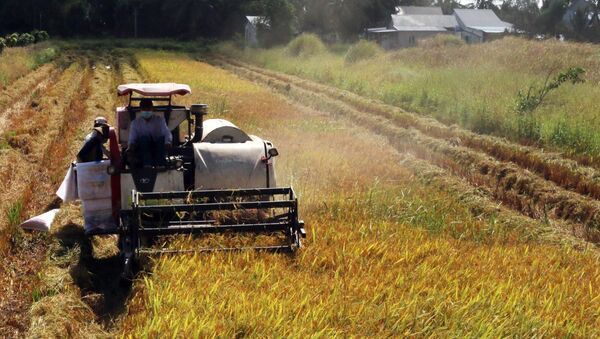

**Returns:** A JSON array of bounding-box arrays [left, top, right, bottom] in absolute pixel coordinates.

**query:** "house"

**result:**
[[454, 9, 513, 43], [366, 7, 513, 49], [245, 16, 267, 46], [368, 14, 458, 49]]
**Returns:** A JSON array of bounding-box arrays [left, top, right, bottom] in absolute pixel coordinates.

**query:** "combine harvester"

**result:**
[[67, 83, 305, 278]]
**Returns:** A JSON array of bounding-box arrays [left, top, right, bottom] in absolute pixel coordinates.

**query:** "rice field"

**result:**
[[121, 51, 600, 336], [2, 45, 600, 337]]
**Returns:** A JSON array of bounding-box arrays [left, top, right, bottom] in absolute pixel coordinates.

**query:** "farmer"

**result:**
[[128, 98, 172, 168], [77, 117, 110, 163]]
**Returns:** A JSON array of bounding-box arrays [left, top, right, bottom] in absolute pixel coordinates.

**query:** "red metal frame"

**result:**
[[108, 127, 121, 222]]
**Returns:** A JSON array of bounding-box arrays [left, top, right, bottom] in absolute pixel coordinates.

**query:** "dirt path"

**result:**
[[214, 58, 600, 243]]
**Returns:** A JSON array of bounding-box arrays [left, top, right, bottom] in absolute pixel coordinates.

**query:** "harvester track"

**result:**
[[214, 58, 600, 242]]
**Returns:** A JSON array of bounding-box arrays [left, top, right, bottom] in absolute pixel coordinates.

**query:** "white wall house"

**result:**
[[367, 7, 513, 49], [245, 16, 267, 46]]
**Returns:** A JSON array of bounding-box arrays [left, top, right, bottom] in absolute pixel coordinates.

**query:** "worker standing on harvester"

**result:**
[[128, 98, 172, 168], [77, 117, 110, 163]]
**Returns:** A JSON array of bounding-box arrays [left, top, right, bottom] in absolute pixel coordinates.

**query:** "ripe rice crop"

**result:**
[[110, 51, 600, 337]]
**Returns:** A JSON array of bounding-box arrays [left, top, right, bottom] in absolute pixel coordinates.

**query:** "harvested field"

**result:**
[[0, 64, 62, 133], [0, 52, 122, 338]]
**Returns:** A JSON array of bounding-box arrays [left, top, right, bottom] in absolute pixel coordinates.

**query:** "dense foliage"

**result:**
[[9, 0, 595, 43], [0, 0, 398, 41], [0, 30, 49, 54], [2, 0, 600, 42]]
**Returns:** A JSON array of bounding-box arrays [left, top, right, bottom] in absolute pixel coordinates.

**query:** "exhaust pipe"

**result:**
[[190, 104, 208, 143]]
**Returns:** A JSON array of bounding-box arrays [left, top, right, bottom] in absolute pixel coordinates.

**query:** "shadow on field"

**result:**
[[54, 223, 132, 325]]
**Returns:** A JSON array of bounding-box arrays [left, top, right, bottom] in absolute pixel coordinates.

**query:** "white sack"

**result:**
[[20, 209, 60, 232], [76, 160, 111, 200], [56, 165, 78, 202]]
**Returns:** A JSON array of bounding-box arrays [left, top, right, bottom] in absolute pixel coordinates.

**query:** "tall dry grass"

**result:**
[[216, 37, 600, 162], [0, 43, 58, 86], [113, 51, 600, 337]]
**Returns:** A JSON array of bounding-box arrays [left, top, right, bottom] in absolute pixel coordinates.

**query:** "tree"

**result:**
[[475, 0, 498, 10], [499, 0, 541, 34], [536, 0, 568, 34], [293, 0, 400, 42]]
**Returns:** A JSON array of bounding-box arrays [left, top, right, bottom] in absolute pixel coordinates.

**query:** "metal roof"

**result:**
[[246, 16, 267, 26], [396, 6, 443, 15], [367, 27, 397, 33], [391, 15, 457, 31], [395, 26, 448, 32], [453, 9, 512, 33]]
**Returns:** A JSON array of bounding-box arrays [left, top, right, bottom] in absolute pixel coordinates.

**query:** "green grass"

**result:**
[[6, 200, 23, 228], [0, 43, 59, 85], [216, 36, 600, 162], [344, 39, 382, 64], [31, 47, 59, 68]]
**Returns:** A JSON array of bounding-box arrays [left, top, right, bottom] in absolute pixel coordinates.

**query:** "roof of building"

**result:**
[[453, 9, 513, 33], [396, 6, 443, 15], [391, 14, 457, 31], [366, 27, 398, 33], [246, 16, 268, 26]]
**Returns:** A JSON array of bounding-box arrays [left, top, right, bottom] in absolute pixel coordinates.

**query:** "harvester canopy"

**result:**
[[116, 83, 191, 96]]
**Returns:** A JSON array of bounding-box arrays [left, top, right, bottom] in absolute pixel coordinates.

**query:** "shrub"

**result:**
[[0, 38, 5, 54], [17, 33, 35, 46], [32, 30, 50, 43], [33, 47, 58, 67], [286, 34, 326, 57], [418, 34, 465, 49], [344, 40, 382, 64], [5, 33, 19, 47], [514, 67, 585, 114]]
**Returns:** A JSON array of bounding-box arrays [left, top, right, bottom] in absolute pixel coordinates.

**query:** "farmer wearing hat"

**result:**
[[76, 117, 111, 163], [127, 98, 172, 168]]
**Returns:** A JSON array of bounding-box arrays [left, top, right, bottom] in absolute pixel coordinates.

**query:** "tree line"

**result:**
[[1, 0, 600, 43]]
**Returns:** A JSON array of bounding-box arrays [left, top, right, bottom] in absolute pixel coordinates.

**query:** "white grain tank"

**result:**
[[193, 119, 277, 190]]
